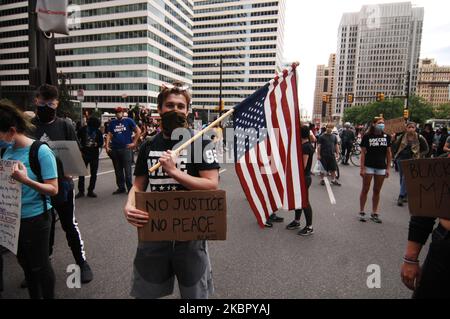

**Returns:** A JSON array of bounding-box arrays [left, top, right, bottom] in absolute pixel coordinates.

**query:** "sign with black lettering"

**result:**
[[135, 191, 227, 241], [401, 158, 450, 219]]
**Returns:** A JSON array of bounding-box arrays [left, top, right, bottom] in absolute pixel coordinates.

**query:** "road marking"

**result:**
[[323, 177, 337, 206], [219, 169, 227, 174]]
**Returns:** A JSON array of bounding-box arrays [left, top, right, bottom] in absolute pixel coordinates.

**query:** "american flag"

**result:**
[[233, 65, 308, 228]]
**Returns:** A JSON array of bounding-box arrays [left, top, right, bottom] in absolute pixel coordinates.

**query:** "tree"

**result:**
[[433, 103, 450, 119], [343, 98, 403, 125], [57, 73, 80, 121], [408, 95, 434, 125]]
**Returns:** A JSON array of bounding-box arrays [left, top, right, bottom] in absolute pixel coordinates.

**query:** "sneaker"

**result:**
[[397, 196, 404, 207], [264, 221, 273, 228], [359, 212, 368, 222], [112, 189, 126, 195], [298, 226, 314, 236], [269, 214, 284, 223], [320, 180, 325, 186], [87, 192, 97, 198], [331, 180, 341, 186], [403, 196, 408, 203], [79, 262, 93, 284], [370, 214, 382, 224], [75, 192, 85, 199], [286, 220, 301, 230]]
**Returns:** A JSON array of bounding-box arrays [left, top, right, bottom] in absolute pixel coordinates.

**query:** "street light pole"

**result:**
[[219, 55, 223, 117]]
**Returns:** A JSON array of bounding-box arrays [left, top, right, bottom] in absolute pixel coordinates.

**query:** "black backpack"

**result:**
[[1, 141, 66, 210]]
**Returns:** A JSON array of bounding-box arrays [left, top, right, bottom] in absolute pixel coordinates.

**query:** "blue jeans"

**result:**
[[110, 148, 133, 192], [397, 159, 408, 198]]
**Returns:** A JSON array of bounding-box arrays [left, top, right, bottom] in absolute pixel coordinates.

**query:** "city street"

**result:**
[[1, 154, 421, 299]]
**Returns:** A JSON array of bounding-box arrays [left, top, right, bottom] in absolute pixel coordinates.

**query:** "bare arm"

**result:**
[[124, 175, 150, 228], [303, 154, 309, 169], [11, 162, 58, 196], [105, 132, 112, 152], [386, 146, 392, 177], [130, 126, 142, 149]]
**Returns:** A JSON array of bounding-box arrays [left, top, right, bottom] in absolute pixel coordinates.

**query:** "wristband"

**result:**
[[403, 256, 419, 265]]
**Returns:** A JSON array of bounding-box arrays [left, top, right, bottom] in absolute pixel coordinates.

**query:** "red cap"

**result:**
[[115, 107, 125, 113]]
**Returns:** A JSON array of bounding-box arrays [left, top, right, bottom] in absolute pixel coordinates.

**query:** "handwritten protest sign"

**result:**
[[47, 141, 88, 176], [384, 118, 405, 135], [401, 158, 450, 219], [0, 160, 22, 255], [136, 191, 227, 241]]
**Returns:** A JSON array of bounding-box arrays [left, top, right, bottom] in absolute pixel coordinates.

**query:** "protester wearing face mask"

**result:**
[[0, 101, 58, 299], [317, 124, 341, 186], [358, 117, 392, 224], [392, 122, 429, 207], [105, 107, 141, 195], [31, 84, 93, 284], [123, 82, 220, 299]]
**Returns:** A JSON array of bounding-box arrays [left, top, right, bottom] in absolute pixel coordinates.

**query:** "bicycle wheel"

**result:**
[[350, 151, 361, 167]]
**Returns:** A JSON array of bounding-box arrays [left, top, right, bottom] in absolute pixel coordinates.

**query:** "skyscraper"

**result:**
[[333, 2, 424, 122], [192, 0, 286, 112], [417, 58, 450, 106], [0, 0, 194, 110], [313, 54, 336, 125]]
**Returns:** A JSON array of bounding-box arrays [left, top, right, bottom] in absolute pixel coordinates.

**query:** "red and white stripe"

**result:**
[[236, 66, 308, 228]]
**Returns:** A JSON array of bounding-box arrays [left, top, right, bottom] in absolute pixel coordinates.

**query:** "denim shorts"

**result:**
[[365, 167, 386, 176]]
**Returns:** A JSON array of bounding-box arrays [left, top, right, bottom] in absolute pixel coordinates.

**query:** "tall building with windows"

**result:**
[[333, 2, 424, 122], [313, 54, 336, 125], [0, 0, 194, 110], [192, 0, 286, 111], [417, 58, 450, 106]]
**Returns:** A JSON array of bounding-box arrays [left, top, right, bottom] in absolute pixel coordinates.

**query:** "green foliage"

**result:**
[[57, 73, 80, 121], [408, 96, 434, 124], [433, 103, 450, 119]]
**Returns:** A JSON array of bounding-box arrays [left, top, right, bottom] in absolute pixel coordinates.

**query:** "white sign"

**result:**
[[36, 0, 69, 35], [47, 141, 88, 177], [77, 89, 84, 102], [0, 160, 22, 255]]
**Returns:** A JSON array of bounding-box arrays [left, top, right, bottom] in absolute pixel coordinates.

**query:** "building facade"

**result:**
[[312, 54, 336, 125], [333, 2, 424, 122], [417, 58, 450, 106], [0, 0, 194, 110], [192, 0, 286, 111]]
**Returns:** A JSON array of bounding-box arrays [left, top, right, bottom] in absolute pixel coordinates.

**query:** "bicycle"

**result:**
[[338, 142, 361, 167]]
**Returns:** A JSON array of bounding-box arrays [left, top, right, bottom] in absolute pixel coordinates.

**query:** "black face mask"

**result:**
[[161, 111, 187, 137], [37, 106, 56, 123]]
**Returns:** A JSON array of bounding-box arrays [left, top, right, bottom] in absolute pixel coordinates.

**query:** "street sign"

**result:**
[[77, 89, 84, 102]]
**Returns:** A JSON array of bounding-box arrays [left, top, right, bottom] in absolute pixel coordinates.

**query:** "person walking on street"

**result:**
[[392, 122, 429, 207], [105, 107, 141, 195], [286, 125, 315, 236], [76, 117, 103, 199], [340, 122, 356, 165], [0, 101, 58, 299], [31, 84, 93, 284], [317, 123, 341, 186], [123, 82, 220, 299], [358, 117, 392, 224]]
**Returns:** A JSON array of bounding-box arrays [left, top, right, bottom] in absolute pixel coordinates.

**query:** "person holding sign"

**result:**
[[392, 122, 429, 207], [358, 117, 392, 224], [0, 101, 58, 299], [123, 82, 220, 299]]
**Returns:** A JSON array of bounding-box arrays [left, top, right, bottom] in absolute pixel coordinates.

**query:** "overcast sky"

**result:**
[[283, 0, 450, 115]]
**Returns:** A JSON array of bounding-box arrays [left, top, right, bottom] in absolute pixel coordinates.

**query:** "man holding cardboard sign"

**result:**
[[124, 82, 220, 299]]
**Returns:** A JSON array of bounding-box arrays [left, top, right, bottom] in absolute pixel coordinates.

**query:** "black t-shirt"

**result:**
[[77, 126, 104, 156], [31, 118, 78, 143], [361, 133, 392, 169], [318, 134, 337, 157], [302, 142, 315, 176], [341, 129, 355, 144], [134, 132, 220, 192]]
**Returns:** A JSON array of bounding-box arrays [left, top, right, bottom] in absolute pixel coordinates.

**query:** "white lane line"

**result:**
[[323, 177, 337, 207], [74, 167, 228, 182]]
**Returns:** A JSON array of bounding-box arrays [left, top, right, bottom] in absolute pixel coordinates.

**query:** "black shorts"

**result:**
[[320, 156, 337, 172]]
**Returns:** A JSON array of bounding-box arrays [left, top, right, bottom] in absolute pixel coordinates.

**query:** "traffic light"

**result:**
[[322, 95, 328, 103], [347, 93, 354, 104], [376, 92, 385, 102], [403, 109, 409, 119]]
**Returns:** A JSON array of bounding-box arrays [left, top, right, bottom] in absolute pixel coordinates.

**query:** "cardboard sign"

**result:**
[[384, 118, 405, 135], [136, 191, 227, 242], [0, 160, 22, 255], [47, 141, 88, 176], [401, 158, 450, 219]]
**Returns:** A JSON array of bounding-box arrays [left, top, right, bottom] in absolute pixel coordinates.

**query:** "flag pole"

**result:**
[[148, 108, 235, 174]]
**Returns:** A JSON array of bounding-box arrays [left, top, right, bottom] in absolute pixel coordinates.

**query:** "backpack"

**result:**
[[1, 141, 66, 209]]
